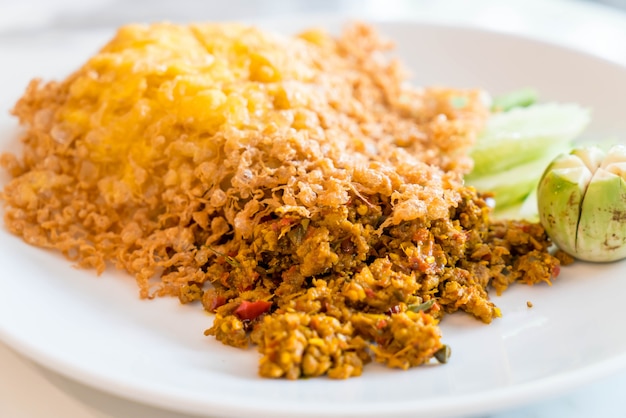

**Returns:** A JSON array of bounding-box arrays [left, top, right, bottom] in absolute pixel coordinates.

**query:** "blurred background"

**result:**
[[1, 0, 626, 32], [2, 0, 626, 64]]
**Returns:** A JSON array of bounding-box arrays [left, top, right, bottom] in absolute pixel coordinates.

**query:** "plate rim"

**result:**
[[2, 16, 626, 418]]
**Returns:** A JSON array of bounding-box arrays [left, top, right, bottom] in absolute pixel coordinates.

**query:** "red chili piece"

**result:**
[[234, 300, 272, 321], [209, 295, 226, 312]]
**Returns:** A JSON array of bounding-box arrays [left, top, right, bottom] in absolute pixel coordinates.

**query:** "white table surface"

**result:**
[[1, 0, 626, 417]]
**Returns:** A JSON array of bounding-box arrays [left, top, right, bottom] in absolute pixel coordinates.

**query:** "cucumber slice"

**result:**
[[490, 188, 539, 222], [516, 187, 539, 221], [491, 87, 538, 112], [470, 103, 590, 177], [466, 143, 571, 209]]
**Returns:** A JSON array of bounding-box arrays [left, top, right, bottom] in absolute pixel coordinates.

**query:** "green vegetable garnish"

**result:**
[[491, 87, 538, 112], [450, 95, 469, 109], [466, 144, 566, 209], [407, 299, 435, 312], [470, 103, 590, 177], [434, 344, 451, 364], [466, 101, 590, 216], [537, 144, 626, 262], [206, 246, 241, 267]]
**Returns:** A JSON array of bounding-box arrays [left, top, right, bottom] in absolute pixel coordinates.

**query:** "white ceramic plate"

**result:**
[[1, 19, 626, 418]]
